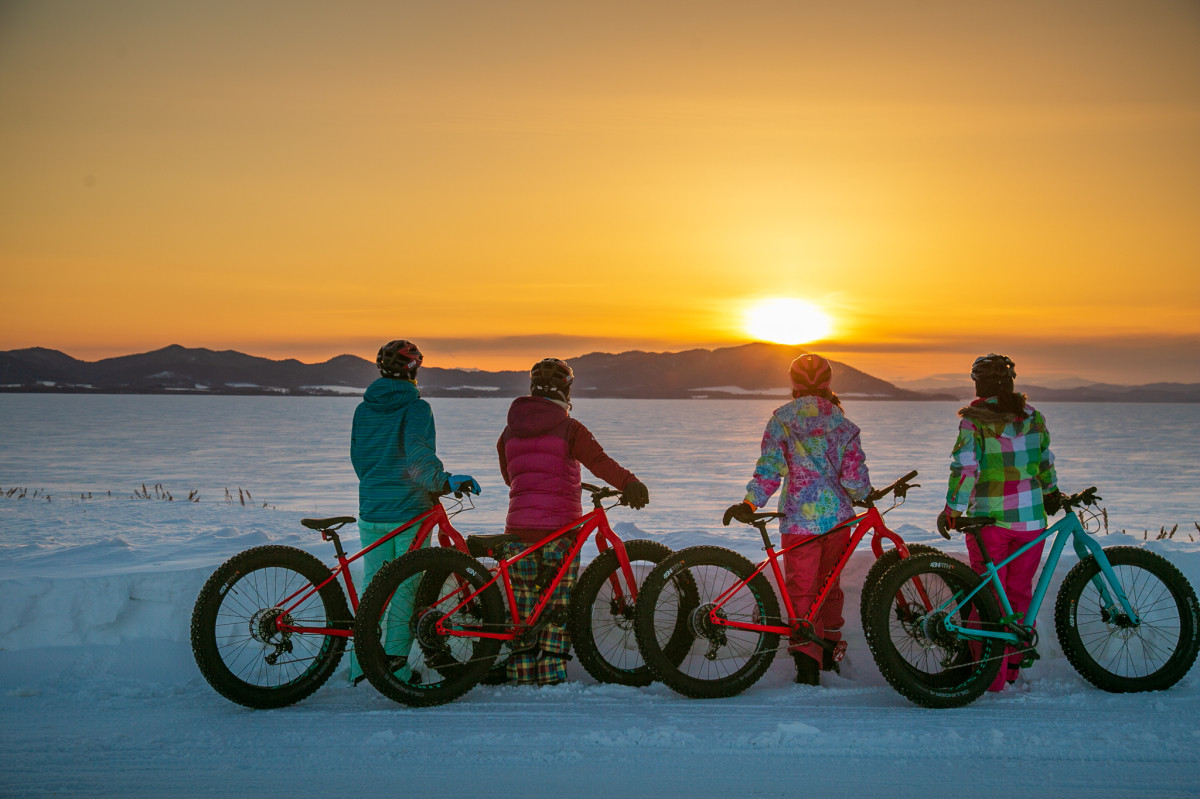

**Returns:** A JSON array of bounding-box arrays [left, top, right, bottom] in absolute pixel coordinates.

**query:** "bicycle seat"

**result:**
[[466, 533, 521, 559], [300, 516, 356, 531]]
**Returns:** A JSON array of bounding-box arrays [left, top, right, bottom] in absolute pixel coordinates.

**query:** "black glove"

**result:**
[[1043, 489, 1064, 516], [723, 502, 757, 526], [622, 480, 649, 509], [936, 510, 955, 540]]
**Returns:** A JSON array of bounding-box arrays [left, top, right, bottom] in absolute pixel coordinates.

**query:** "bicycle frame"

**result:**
[[707, 504, 910, 648], [433, 502, 638, 642], [275, 501, 471, 638], [937, 509, 1140, 644]]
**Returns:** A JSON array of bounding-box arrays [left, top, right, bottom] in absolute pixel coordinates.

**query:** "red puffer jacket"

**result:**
[[497, 396, 637, 541]]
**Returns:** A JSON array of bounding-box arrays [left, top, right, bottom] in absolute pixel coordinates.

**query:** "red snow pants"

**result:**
[[781, 527, 849, 665], [965, 524, 1046, 692]]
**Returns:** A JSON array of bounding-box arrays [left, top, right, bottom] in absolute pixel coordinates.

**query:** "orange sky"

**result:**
[[1, 1, 1198, 384]]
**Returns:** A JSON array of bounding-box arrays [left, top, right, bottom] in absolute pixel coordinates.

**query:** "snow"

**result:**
[[2, 494, 1199, 798]]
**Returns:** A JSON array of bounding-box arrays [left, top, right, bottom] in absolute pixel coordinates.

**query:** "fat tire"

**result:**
[[860, 543, 939, 646], [1055, 546, 1200, 693], [568, 539, 689, 686], [354, 547, 503, 707], [634, 545, 781, 699], [866, 553, 1004, 708], [190, 545, 350, 709]]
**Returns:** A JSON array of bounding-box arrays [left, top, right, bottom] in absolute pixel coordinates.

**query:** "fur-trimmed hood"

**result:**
[[957, 396, 1033, 434]]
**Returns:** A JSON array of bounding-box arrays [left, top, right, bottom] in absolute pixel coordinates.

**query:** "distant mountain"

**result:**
[[911, 381, 1200, 403], [0, 343, 943, 400]]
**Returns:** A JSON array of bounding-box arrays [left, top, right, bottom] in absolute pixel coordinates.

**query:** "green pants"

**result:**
[[349, 519, 426, 683]]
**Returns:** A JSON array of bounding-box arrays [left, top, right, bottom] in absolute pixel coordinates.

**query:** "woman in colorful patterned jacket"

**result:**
[[724, 353, 872, 686], [496, 357, 649, 686], [938, 353, 1060, 692]]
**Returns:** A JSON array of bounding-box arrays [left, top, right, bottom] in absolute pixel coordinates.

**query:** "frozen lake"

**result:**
[[2, 394, 1197, 537]]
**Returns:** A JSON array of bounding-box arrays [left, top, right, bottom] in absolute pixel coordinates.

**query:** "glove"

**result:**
[[723, 501, 757, 526], [1043, 489, 1064, 516], [936, 510, 956, 540], [447, 475, 481, 496], [622, 480, 649, 509]]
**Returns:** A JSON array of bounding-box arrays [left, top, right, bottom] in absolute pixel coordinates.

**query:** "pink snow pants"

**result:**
[[781, 528, 849, 665], [965, 524, 1046, 691]]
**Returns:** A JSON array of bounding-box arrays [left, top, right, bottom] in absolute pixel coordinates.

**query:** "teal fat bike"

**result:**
[[864, 488, 1200, 708]]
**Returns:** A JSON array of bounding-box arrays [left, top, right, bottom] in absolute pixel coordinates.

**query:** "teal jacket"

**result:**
[[351, 378, 450, 523]]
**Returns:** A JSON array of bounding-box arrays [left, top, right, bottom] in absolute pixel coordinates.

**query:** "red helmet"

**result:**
[[530, 357, 574, 400], [789, 353, 832, 393], [377, 340, 423, 378]]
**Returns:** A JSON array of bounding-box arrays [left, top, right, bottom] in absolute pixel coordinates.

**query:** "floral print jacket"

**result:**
[[744, 396, 872, 537]]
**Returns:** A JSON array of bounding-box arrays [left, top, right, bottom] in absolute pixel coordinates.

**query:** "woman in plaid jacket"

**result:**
[[940, 353, 1060, 692]]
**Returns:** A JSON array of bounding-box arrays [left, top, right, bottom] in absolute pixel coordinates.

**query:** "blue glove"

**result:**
[[447, 475, 481, 496]]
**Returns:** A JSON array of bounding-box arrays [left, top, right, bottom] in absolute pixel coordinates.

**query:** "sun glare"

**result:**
[[744, 298, 833, 345]]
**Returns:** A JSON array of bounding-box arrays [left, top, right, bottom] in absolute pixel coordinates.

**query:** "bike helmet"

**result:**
[[377, 339, 423, 378], [789, 353, 832, 394], [530, 357, 574, 402], [970, 353, 1016, 397]]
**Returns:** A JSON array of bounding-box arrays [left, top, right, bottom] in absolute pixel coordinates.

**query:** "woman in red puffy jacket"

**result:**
[[496, 358, 648, 685]]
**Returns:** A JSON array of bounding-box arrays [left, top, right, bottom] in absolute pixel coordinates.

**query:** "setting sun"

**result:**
[[744, 298, 834, 346]]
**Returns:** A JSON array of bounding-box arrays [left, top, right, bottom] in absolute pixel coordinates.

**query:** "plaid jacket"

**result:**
[[744, 396, 871, 537], [945, 398, 1058, 531]]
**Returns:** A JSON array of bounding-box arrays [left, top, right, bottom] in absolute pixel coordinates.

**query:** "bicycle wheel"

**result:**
[[190, 545, 350, 709], [354, 547, 504, 707], [568, 539, 692, 686], [865, 553, 1004, 708], [859, 543, 939, 646], [634, 546, 781, 699], [1054, 546, 1200, 693]]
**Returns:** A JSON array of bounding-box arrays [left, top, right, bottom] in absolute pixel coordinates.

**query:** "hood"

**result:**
[[957, 397, 1028, 427], [506, 395, 569, 437], [361, 377, 420, 413], [774, 395, 844, 435]]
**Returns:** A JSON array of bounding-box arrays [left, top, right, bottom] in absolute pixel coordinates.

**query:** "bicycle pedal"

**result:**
[[1018, 649, 1040, 668], [831, 640, 848, 663]]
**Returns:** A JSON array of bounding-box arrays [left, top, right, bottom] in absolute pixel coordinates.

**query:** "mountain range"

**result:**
[[2, 344, 1198, 401]]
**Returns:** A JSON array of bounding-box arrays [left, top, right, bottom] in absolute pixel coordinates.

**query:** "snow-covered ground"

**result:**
[[2, 494, 1199, 798]]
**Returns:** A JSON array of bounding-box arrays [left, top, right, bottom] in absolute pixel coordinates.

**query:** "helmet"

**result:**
[[530, 357, 574, 401], [789, 353, 832, 394], [377, 340, 423, 378], [970, 353, 1016, 383]]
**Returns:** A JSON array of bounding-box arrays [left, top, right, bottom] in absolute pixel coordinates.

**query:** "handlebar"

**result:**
[[858, 469, 920, 508], [945, 486, 1102, 537], [581, 482, 626, 509]]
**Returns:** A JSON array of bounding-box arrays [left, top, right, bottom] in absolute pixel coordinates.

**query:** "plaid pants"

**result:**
[[499, 536, 580, 685]]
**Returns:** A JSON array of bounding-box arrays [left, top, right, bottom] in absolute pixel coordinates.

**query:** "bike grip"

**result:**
[[901, 470, 918, 483]]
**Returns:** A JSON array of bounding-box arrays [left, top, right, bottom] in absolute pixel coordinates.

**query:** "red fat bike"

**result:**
[[190, 491, 476, 709], [632, 471, 926, 698], [353, 483, 689, 707]]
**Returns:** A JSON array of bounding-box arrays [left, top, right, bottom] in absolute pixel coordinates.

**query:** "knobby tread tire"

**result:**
[[354, 547, 504, 707], [190, 545, 350, 709], [634, 545, 781, 699], [865, 552, 1003, 708], [569, 539, 688, 686], [860, 543, 940, 646], [1054, 546, 1200, 693]]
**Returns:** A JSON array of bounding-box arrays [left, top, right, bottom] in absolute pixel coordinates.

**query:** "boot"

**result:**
[[793, 652, 820, 686], [821, 648, 841, 674]]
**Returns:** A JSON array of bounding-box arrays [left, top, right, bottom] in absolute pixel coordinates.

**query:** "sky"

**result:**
[[1, 0, 1198, 384]]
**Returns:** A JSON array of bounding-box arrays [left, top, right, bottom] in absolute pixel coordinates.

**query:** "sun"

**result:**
[[744, 298, 833, 345]]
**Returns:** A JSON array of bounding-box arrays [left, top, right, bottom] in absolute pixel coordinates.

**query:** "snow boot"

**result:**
[[793, 652, 820, 686]]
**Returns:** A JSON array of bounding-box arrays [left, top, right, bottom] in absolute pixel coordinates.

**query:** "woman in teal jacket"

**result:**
[[348, 339, 479, 683]]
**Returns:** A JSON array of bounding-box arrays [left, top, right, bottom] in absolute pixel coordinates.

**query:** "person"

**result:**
[[496, 357, 649, 686], [723, 354, 871, 686], [938, 353, 1060, 692], [349, 339, 480, 684]]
